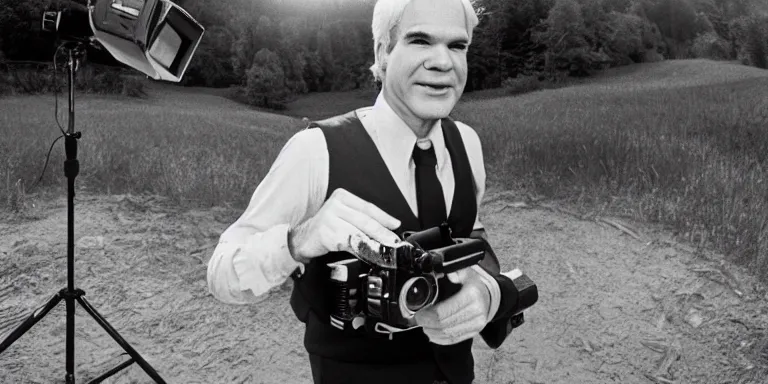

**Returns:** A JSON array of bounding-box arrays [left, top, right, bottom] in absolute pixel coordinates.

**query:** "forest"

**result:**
[[1, 0, 767, 108]]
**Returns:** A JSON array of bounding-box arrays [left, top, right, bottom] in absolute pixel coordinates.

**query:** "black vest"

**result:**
[[289, 111, 478, 384]]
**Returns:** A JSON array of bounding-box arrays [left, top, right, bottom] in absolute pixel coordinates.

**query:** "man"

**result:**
[[207, 0, 529, 383]]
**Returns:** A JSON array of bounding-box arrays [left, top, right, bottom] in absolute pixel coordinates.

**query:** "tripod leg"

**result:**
[[86, 355, 135, 384], [0, 292, 63, 353], [76, 296, 166, 384], [65, 290, 76, 384]]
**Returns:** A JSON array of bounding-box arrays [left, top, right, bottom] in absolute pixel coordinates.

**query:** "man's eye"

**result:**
[[412, 39, 429, 45], [450, 44, 467, 50]]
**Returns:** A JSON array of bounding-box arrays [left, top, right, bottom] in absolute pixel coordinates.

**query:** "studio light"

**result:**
[[0, 1, 205, 383], [43, 0, 205, 82]]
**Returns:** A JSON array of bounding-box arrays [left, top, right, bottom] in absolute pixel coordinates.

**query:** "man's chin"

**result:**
[[410, 98, 457, 120]]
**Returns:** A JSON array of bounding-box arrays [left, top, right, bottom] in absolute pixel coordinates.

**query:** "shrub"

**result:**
[[691, 32, 733, 61], [0, 62, 146, 97], [245, 49, 288, 109], [0, 71, 10, 96], [7, 63, 55, 94], [643, 48, 665, 63], [502, 75, 543, 96], [731, 15, 768, 69], [121, 77, 146, 98]]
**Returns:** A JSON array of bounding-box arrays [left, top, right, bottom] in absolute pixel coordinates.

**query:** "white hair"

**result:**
[[369, 0, 480, 83]]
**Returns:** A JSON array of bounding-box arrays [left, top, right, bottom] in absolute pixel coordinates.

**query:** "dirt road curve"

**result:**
[[1, 191, 766, 384]]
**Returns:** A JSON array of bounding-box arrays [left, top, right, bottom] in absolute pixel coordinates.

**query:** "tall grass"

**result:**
[[1, 59, 767, 280], [0, 88, 301, 210], [453, 60, 768, 278]]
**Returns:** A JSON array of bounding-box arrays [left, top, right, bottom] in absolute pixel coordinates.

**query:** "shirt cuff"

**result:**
[[472, 265, 501, 322], [232, 223, 303, 295]]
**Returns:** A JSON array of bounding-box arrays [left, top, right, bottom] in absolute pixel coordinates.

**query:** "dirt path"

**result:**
[[1, 191, 766, 384]]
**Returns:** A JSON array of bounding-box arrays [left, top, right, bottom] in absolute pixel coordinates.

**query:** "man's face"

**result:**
[[381, 0, 469, 128]]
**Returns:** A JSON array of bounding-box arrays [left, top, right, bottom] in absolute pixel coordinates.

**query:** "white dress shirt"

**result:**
[[207, 92, 502, 323]]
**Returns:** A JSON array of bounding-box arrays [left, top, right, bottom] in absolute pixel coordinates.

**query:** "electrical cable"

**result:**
[[53, 42, 68, 135], [27, 42, 70, 195], [27, 134, 65, 194]]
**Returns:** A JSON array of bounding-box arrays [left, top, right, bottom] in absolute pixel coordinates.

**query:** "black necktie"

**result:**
[[413, 143, 447, 229]]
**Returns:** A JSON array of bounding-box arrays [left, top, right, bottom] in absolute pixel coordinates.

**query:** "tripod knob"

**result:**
[[64, 134, 80, 178]]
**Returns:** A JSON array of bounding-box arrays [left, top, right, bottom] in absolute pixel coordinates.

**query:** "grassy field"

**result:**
[[452, 59, 768, 278], [2, 58, 767, 280], [0, 85, 302, 210]]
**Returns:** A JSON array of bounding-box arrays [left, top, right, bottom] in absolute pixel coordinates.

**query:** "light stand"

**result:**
[[0, 42, 166, 384]]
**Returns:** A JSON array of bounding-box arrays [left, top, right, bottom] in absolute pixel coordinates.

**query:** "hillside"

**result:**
[[451, 59, 768, 283], [280, 59, 768, 119], [1, 59, 767, 383]]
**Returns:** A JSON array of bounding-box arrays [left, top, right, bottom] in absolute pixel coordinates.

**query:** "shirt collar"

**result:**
[[368, 92, 448, 172]]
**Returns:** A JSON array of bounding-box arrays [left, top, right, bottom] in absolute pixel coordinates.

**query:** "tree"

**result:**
[[690, 31, 732, 60], [641, 0, 708, 58], [183, 26, 237, 87], [316, 28, 337, 91], [245, 49, 287, 108], [231, 16, 275, 83], [302, 50, 325, 92], [0, 0, 53, 61], [503, 0, 553, 78], [327, 21, 367, 91], [730, 15, 768, 68], [534, 0, 597, 79], [578, 0, 609, 50], [467, 0, 517, 89], [601, 12, 646, 65], [277, 17, 309, 94], [743, 17, 768, 68], [255, 15, 277, 51], [231, 24, 255, 83]]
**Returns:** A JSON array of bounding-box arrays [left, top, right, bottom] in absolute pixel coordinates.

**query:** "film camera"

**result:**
[[327, 224, 538, 333]]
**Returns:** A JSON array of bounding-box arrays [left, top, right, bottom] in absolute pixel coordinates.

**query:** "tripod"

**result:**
[[0, 42, 166, 384]]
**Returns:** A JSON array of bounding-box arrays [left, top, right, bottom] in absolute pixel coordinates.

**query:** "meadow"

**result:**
[[454, 59, 768, 279], [2, 58, 767, 281]]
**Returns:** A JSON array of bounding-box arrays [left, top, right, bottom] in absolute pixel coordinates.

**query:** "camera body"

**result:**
[[327, 224, 486, 331]]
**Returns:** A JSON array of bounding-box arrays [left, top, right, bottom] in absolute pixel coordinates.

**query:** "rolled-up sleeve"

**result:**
[[207, 128, 327, 304]]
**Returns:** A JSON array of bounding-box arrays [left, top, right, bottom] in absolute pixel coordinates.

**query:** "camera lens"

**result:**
[[400, 276, 437, 314], [405, 278, 430, 311]]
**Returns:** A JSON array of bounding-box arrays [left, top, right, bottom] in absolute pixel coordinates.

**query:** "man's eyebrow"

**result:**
[[403, 31, 469, 45], [403, 31, 432, 41]]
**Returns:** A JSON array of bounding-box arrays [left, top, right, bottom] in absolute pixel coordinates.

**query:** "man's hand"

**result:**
[[414, 267, 491, 345], [287, 188, 401, 263]]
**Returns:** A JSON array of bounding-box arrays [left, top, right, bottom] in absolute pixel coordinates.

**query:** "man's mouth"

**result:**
[[416, 83, 452, 91]]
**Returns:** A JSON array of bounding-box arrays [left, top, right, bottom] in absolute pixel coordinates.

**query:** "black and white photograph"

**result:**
[[1, 0, 767, 383]]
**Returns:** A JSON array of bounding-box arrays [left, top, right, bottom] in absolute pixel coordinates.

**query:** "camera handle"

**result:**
[[418, 238, 486, 275]]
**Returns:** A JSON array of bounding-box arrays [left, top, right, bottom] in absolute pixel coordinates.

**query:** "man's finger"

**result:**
[[414, 306, 441, 328], [430, 284, 475, 321], [337, 190, 401, 230], [415, 292, 474, 330], [422, 328, 461, 346], [330, 219, 368, 253], [441, 313, 486, 337], [337, 202, 400, 246], [447, 267, 472, 284]]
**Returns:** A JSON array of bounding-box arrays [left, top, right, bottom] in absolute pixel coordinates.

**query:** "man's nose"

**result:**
[[423, 45, 452, 71]]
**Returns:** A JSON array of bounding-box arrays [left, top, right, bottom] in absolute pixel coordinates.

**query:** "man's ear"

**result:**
[[376, 42, 389, 74]]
